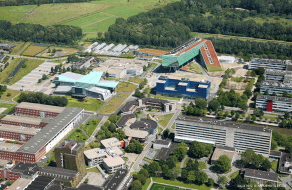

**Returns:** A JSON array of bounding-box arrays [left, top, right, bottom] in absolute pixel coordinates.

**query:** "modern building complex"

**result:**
[[243, 169, 278, 187], [134, 49, 168, 59], [211, 146, 236, 165], [264, 69, 292, 82], [162, 38, 221, 71], [54, 71, 119, 100], [156, 76, 211, 99], [260, 81, 292, 95], [175, 116, 272, 157], [93, 58, 148, 78], [248, 58, 292, 70], [0, 124, 38, 141], [55, 139, 87, 186], [256, 94, 292, 112], [0, 103, 84, 163], [100, 137, 121, 149], [72, 57, 98, 73]]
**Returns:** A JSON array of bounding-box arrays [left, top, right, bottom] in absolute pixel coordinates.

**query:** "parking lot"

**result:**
[[83, 172, 105, 186]]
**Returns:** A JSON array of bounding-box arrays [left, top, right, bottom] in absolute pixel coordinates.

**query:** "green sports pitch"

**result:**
[[150, 183, 192, 190]]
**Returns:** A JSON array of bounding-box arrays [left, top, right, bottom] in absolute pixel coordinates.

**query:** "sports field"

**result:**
[[22, 45, 48, 56], [150, 183, 191, 190]]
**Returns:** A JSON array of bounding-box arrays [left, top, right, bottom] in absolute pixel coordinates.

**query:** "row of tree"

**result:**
[[17, 92, 68, 107], [0, 20, 82, 45]]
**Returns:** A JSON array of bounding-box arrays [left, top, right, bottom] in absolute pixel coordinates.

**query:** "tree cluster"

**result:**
[[139, 79, 148, 90], [135, 88, 145, 98], [95, 115, 126, 141], [130, 169, 149, 190], [238, 149, 272, 171], [126, 139, 143, 154], [0, 85, 7, 98], [17, 92, 68, 107], [0, 20, 82, 45], [189, 141, 213, 159], [173, 142, 188, 161], [272, 131, 292, 153], [217, 89, 248, 111], [67, 54, 79, 63], [214, 155, 231, 173]]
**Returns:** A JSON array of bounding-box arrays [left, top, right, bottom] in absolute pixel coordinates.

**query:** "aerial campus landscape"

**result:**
[[0, 1, 292, 190]]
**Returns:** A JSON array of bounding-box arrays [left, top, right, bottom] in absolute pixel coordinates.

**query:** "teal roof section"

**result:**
[[78, 72, 103, 84], [97, 82, 119, 88], [57, 75, 77, 83]]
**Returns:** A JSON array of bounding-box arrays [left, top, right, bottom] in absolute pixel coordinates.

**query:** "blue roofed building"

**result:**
[[155, 76, 211, 99], [54, 72, 119, 100]]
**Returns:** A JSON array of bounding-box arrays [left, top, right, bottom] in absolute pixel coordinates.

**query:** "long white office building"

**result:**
[[175, 116, 272, 157], [256, 94, 292, 112], [265, 69, 292, 82], [260, 81, 292, 95], [248, 58, 292, 70]]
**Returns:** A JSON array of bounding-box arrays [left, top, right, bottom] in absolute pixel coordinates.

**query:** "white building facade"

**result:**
[[248, 58, 291, 70]]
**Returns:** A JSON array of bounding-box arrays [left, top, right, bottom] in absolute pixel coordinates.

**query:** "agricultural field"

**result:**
[[21, 3, 112, 25], [0, 58, 44, 85], [82, 16, 117, 32], [0, 5, 36, 23], [64, 12, 110, 28], [37, 46, 79, 57], [103, 6, 146, 18], [22, 45, 48, 56]]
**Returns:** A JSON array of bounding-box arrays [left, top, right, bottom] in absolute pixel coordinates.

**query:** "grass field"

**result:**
[[82, 16, 117, 32], [66, 129, 88, 141], [87, 167, 100, 173], [229, 171, 239, 179], [116, 82, 137, 92], [98, 103, 119, 114], [158, 114, 174, 128], [108, 96, 126, 105], [130, 76, 144, 83], [117, 93, 131, 99], [0, 58, 44, 85], [64, 12, 110, 27], [22, 45, 48, 56], [206, 64, 222, 72], [244, 16, 292, 27], [152, 178, 212, 190], [83, 119, 101, 136], [152, 95, 180, 101], [82, 33, 98, 40], [103, 6, 146, 18], [22, 3, 112, 25], [67, 97, 104, 111], [0, 89, 20, 101], [0, 103, 16, 119], [0, 5, 36, 22], [271, 160, 278, 172], [182, 63, 203, 74]]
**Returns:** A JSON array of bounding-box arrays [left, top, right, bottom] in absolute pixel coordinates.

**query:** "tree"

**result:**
[[173, 143, 187, 161], [217, 110, 224, 119], [163, 129, 170, 139], [243, 89, 252, 97], [130, 180, 142, 190], [98, 31, 103, 38], [181, 169, 188, 181], [249, 181, 260, 190], [239, 102, 248, 112], [6, 181, 13, 186], [208, 99, 220, 111], [224, 111, 229, 118], [51, 67, 54, 73], [206, 178, 214, 186], [148, 106, 152, 111], [231, 110, 235, 117], [189, 141, 209, 158], [52, 49, 56, 53], [251, 70, 256, 77], [195, 98, 207, 109], [218, 176, 228, 188], [263, 181, 277, 190], [272, 92, 276, 96], [261, 159, 272, 171], [283, 91, 288, 97], [251, 115, 257, 122], [235, 112, 240, 120], [271, 140, 278, 150], [284, 112, 290, 120], [229, 175, 247, 190], [245, 114, 251, 122], [196, 171, 208, 184], [62, 67, 66, 73], [214, 155, 231, 173], [264, 90, 269, 95], [48, 48, 51, 53], [187, 170, 197, 183], [42, 74, 47, 80], [85, 178, 89, 183]]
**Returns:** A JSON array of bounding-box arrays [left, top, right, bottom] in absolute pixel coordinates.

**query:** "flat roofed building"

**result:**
[[84, 148, 108, 167], [154, 142, 178, 161], [175, 116, 272, 157], [24, 176, 55, 190], [6, 178, 31, 190], [100, 137, 121, 149], [243, 169, 278, 186], [15, 102, 65, 117], [279, 152, 292, 174], [153, 139, 171, 150], [260, 81, 292, 95], [211, 146, 236, 165], [135, 48, 167, 59], [124, 128, 149, 142], [103, 169, 132, 190], [218, 56, 236, 64], [0, 124, 38, 141], [0, 43, 16, 51], [116, 114, 136, 128], [103, 156, 125, 174], [156, 76, 211, 99], [248, 58, 291, 70], [264, 69, 292, 82], [130, 119, 158, 135], [256, 94, 292, 112], [0, 115, 45, 128]]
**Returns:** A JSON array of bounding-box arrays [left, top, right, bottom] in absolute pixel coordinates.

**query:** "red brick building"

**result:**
[[0, 115, 47, 129], [0, 124, 38, 141], [15, 102, 65, 118]]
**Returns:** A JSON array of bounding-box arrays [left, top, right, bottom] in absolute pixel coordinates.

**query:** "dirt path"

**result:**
[[17, 5, 39, 23], [80, 15, 115, 28]]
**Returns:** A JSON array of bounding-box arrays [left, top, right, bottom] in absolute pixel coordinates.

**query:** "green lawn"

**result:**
[[157, 127, 163, 134], [98, 103, 119, 114], [129, 76, 144, 84], [117, 93, 131, 99], [64, 12, 110, 27], [228, 171, 239, 179], [103, 6, 146, 18], [206, 64, 222, 72], [271, 160, 278, 172], [66, 129, 88, 141], [142, 178, 152, 190], [116, 82, 137, 92], [171, 123, 175, 130], [0, 58, 44, 85], [87, 167, 100, 173], [108, 96, 126, 105], [198, 162, 207, 169], [0, 103, 16, 115], [182, 63, 203, 74], [152, 178, 213, 190], [152, 95, 180, 101], [83, 118, 101, 136], [158, 114, 174, 128], [183, 158, 190, 168], [67, 97, 104, 111], [0, 89, 20, 102]]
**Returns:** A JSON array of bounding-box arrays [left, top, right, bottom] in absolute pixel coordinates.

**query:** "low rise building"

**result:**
[[156, 76, 211, 99], [248, 58, 292, 70], [0, 44, 16, 51], [256, 94, 292, 112], [100, 137, 121, 149], [129, 119, 158, 135], [6, 178, 31, 190], [103, 156, 125, 174], [152, 139, 171, 150], [211, 146, 236, 165], [154, 142, 178, 161], [72, 57, 98, 73], [175, 116, 272, 157], [260, 81, 292, 95], [134, 48, 167, 59], [0, 124, 38, 141], [124, 128, 149, 142], [279, 152, 292, 174], [0, 115, 47, 128], [218, 56, 236, 64], [243, 169, 278, 187], [264, 69, 292, 82]]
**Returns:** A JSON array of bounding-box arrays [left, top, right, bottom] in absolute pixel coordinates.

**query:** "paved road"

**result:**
[[166, 109, 181, 131], [0, 100, 18, 104]]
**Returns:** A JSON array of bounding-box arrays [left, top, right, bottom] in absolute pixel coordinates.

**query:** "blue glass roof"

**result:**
[[97, 82, 119, 88]]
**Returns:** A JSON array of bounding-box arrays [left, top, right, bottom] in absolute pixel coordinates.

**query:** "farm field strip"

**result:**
[[0, 5, 37, 23], [64, 12, 111, 27], [82, 16, 117, 32], [22, 45, 48, 56]]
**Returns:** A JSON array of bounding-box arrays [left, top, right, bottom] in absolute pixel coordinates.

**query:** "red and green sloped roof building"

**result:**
[[162, 38, 222, 72]]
